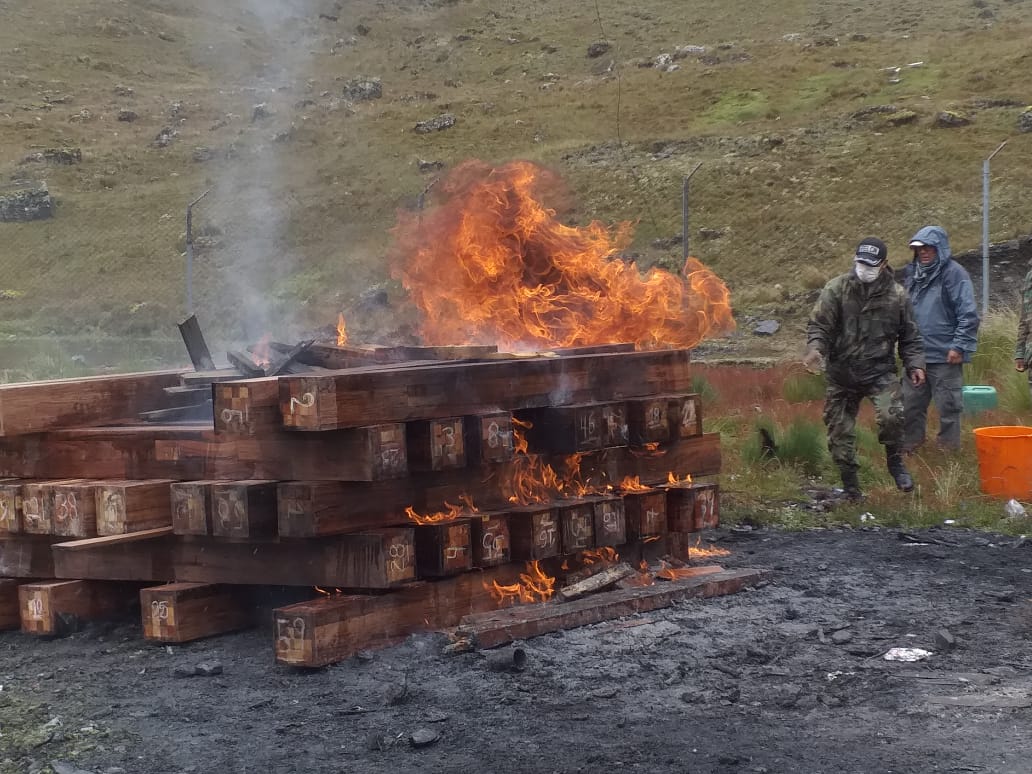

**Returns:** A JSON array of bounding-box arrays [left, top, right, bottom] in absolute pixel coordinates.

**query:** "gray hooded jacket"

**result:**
[[901, 225, 980, 363]]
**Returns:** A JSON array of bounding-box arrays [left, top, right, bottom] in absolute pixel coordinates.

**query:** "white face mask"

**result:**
[[854, 262, 882, 283]]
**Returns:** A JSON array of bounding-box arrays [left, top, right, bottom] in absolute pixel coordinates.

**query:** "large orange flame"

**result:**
[[389, 159, 734, 349], [486, 560, 556, 605], [405, 502, 464, 525], [688, 536, 731, 561], [619, 475, 652, 493]]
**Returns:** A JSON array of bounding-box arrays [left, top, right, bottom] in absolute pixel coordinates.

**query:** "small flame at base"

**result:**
[[486, 560, 555, 605]]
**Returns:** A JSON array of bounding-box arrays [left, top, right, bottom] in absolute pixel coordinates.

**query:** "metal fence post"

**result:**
[[184, 189, 210, 317], [681, 163, 703, 266], [981, 140, 1008, 318]]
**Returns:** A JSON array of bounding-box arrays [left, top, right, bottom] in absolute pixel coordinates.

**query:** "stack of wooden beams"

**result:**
[[0, 345, 749, 663]]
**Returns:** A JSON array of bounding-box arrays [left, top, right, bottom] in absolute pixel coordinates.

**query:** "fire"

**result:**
[[389, 159, 734, 350], [405, 502, 464, 524], [667, 471, 693, 485], [624, 560, 655, 587], [251, 334, 272, 367], [581, 546, 619, 566], [336, 313, 348, 346], [656, 561, 704, 581], [619, 475, 652, 493], [486, 560, 556, 605], [688, 536, 730, 561]]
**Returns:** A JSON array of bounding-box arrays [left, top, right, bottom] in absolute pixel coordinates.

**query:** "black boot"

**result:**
[[841, 469, 863, 502], [886, 447, 914, 492]]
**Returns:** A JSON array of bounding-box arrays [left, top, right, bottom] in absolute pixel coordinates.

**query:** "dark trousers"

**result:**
[[902, 362, 964, 450], [823, 372, 904, 477]]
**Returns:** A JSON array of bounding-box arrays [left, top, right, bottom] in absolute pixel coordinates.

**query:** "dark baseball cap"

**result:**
[[854, 237, 888, 266]]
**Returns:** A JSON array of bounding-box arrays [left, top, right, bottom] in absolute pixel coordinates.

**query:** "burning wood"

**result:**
[[485, 559, 556, 606], [556, 562, 634, 601]]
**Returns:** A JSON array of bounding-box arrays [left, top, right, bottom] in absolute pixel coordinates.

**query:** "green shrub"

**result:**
[[777, 417, 828, 475], [782, 371, 826, 403], [690, 373, 718, 404]]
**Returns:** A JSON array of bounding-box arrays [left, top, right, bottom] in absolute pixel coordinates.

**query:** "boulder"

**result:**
[[1017, 108, 1032, 134], [414, 113, 455, 133], [0, 181, 53, 222], [343, 77, 382, 101]]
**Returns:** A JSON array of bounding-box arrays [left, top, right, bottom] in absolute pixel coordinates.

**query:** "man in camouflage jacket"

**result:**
[[1015, 262, 1032, 399], [805, 237, 927, 500]]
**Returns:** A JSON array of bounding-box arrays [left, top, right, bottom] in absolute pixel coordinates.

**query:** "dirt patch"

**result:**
[[3, 527, 1032, 774]]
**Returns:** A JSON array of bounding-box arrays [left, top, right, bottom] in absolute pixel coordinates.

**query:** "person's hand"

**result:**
[[946, 349, 963, 364], [1017, 358, 1027, 373], [909, 368, 926, 387], [802, 348, 824, 374]]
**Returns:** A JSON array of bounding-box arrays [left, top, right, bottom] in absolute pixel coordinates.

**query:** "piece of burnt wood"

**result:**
[[394, 344, 500, 361], [555, 500, 595, 554], [272, 561, 529, 667], [551, 344, 637, 356], [406, 417, 466, 471], [141, 582, 252, 643], [211, 480, 279, 539], [464, 412, 515, 465], [170, 481, 217, 536], [692, 482, 720, 530], [227, 350, 266, 378], [587, 495, 626, 547], [469, 513, 511, 568], [95, 480, 174, 536], [162, 385, 214, 406], [627, 396, 673, 445], [50, 480, 101, 538], [0, 480, 24, 533], [507, 505, 561, 560], [668, 393, 703, 438], [279, 349, 692, 431], [22, 479, 85, 535], [622, 489, 668, 540], [0, 578, 21, 630], [414, 519, 473, 577], [0, 535, 57, 577], [664, 484, 699, 534], [458, 567, 770, 649], [178, 315, 216, 371], [556, 562, 635, 601], [19, 579, 131, 636], [53, 528, 415, 588], [264, 339, 315, 377], [515, 403, 606, 454], [0, 369, 184, 437], [181, 368, 247, 386], [276, 481, 405, 538]]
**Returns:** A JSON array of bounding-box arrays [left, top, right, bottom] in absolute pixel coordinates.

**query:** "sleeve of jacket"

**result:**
[[806, 281, 839, 357], [897, 290, 927, 371], [945, 265, 980, 354], [1017, 270, 1032, 360]]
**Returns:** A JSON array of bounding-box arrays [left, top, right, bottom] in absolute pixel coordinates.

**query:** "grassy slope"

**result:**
[[1, 0, 1031, 353]]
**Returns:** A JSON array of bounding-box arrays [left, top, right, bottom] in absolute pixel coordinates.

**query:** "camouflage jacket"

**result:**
[[807, 268, 926, 386], [1016, 268, 1032, 363]]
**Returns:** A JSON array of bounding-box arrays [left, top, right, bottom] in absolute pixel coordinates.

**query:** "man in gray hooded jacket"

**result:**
[[901, 225, 980, 452]]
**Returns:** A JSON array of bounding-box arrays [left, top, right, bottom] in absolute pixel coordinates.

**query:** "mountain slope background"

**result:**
[[1, 0, 1030, 367]]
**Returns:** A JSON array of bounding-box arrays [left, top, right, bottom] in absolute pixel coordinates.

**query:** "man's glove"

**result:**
[[802, 347, 825, 374]]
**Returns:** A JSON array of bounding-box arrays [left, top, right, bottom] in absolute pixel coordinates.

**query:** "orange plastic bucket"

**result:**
[[973, 426, 1032, 499]]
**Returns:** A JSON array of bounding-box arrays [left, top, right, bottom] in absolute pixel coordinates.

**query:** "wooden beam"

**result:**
[[692, 482, 720, 529], [627, 396, 673, 445], [177, 315, 216, 371], [22, 479, 86, 535], [516, 403, 609, 454], [0, 480, 24, 533], [508, 505, 560, 560], [469, 513, 511, 568], [50, 480, 101, 538], [554, 500, 595, 554], [273, 562, 527, 667], [0, 535, 57, 578], [457, 567, 770, 649], [406, 417, 467, 472], [141, 582, 252, 642], [668, 393, 703, 438], [211, 480, 278, 539], [414, 520, 473, 577], [622, 489, 668, 540], [19, 579, 132, 636], [588, 495, 626, 547], [0, 370, 184, 437], [279, 349, 692, 431], [171, 481, 217, 536], [463, 412, 515, 465], [276, 481, 404, 538], [96, 480, 174, 535], [55, 529, 415, 588], [0, 578, 22, 630], [212, 377, 279, 435], [664, 483, 699, 534]]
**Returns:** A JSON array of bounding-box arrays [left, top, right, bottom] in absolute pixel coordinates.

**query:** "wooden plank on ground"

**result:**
[[457, 567, 770, 648], [55, 529, 417, 589], [273, 562, 528, 667], [96, 480, 174, 535], [0, 578, 21, 630], [141, 582, 252, 642], [0, 370, 184, 437], [280, 349, 692, 431], [19, 579, 132, 635], [0, 535, 57, 578]]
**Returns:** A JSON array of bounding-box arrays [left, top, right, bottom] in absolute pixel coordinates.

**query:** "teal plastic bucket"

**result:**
[[963, 385, 998, 415]]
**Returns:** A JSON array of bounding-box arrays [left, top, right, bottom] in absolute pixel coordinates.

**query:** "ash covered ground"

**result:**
[[3, 527, 1032, 774]]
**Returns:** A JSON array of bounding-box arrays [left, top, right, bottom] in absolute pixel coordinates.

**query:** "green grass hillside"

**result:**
[[1, 0, 1030, 368]]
